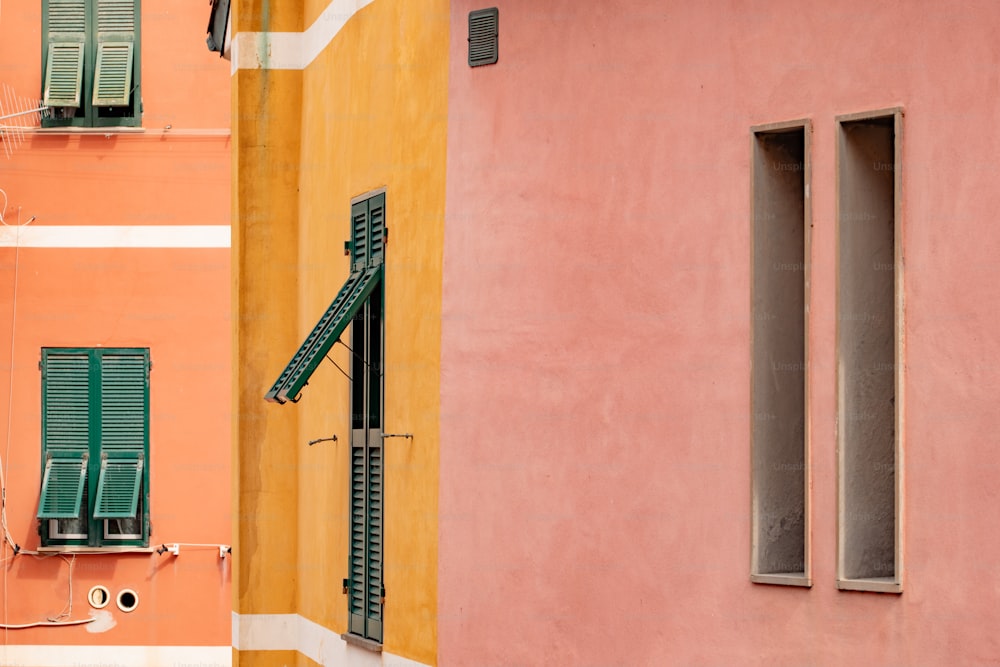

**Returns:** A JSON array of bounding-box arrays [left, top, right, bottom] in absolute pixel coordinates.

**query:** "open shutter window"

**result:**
[[37, 455, 88, 519], [43, 0, 87, 107], [265, 265, 383, 403], [93, 455, 142, 518], [93, 0, 136, 107]]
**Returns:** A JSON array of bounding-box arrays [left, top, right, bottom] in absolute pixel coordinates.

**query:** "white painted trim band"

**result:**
[[0, 645, 231, 666], [233, 611, 430, 666], [232, 0, 375, 72], [0, 225, 231, 248]]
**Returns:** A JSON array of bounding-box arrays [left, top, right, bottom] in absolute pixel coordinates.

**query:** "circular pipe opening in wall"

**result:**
[[88, 585, 110, 609], [116, 588, 138, 613]]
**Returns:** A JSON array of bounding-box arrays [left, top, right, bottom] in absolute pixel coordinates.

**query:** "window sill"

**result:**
[[837, 577, 902, 594], [341, 633, 382, 653], [750, 572, 812, 588], [34, 127, 146, 135], [37, 546, 154, 554]]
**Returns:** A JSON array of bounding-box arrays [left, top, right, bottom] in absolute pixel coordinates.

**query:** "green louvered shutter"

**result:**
[[264, 264, 383, 403], [93, 0, 135, 106], [94, 455, 142, 518], [347, 428, 383, 641], [93, 352, 147, 519], [348, 429, 367, 636], [351, 200, 369, 272], [42, 0, 86, 107], [368, 194, 385, 268], [366, 428, 383, 642], [38, 455, 88, 519], [38, 352, 91, 519]]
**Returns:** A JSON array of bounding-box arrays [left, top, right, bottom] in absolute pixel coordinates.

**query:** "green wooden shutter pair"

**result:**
[[264, 193, 386, 404], [43, 0, 135, 109], [37, 350, 147, 528]]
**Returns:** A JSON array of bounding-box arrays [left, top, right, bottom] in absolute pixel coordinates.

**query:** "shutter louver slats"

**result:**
[[352, 200, 369, 271], [92, 41, 133, 106], [43, 354, 90, 455], [94, 352, 146, 518], [348, 431, 367, 636], [468, 8, 499, 67], [265, 265, 383, 403], [369, 194, 385, 267], [43, 0, 86, 108], [37, 456, 87, 519], [44, 43, 85, 107], [97, 0, 135, 32], [93, 0, 136, 107], [39, 352, 90, 520], [48, 0, 86, 32], [100, 353, 147, 453], [93, 456, 142, 518], [366, 432, 383, 641]]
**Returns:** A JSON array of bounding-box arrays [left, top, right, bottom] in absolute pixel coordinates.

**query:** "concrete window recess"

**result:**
[[750, 121, 811, 587], [836, 109, 904, 593]]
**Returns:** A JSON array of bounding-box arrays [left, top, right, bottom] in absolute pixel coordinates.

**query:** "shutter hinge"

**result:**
[[38, 360, 42, 371], [342, 578, 350, 595], [344, 240, 352, 256], [380, 585, 386, 605]]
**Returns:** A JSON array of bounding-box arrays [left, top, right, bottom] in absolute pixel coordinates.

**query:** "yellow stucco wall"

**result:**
[[234, 1, 447, 664], [232, 62, 304, 618]]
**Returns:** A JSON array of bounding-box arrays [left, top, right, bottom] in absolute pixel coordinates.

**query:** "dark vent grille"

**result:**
[[468, 8, 498, 67]]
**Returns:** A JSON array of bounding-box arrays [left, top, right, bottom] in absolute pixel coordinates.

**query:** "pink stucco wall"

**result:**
[[441, 1, 1000, 664]]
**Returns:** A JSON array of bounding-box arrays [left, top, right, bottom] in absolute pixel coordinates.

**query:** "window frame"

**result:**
[[39, 347, 150, 548], [749, 119, 812, 588], [41, 0, 142, 129], [835, 108, 904, 594]]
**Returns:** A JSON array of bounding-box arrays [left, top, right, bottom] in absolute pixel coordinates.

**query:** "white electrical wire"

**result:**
[[0, 188, 35, 647]]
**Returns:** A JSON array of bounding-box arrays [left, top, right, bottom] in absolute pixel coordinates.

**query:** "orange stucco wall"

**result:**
[[441, 1, 1000, 664], [0, 0, 231, 655]]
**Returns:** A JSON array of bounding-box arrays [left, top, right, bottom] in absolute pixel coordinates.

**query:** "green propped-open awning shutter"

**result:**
[[265, 264, 383, 404], [94, 454, 142, 518], [37, 455, 88, 519], [92, 0, 136, 106], [42, 0, 86, 107]]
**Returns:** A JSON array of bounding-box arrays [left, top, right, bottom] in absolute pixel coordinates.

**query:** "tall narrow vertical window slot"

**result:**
[[750, 121, 810, 586], [345, 191, 385, 644], [837, 109, 903, 593]]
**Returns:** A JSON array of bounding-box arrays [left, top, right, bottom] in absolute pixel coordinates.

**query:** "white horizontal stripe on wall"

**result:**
[[233, 611, 430, 666], [0, 645, 231, 666], [232, 0, 376, 72], [0, 225, 231, 248]]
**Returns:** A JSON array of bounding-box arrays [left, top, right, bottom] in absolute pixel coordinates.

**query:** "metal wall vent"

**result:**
[[468, 8, 498, 67]]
